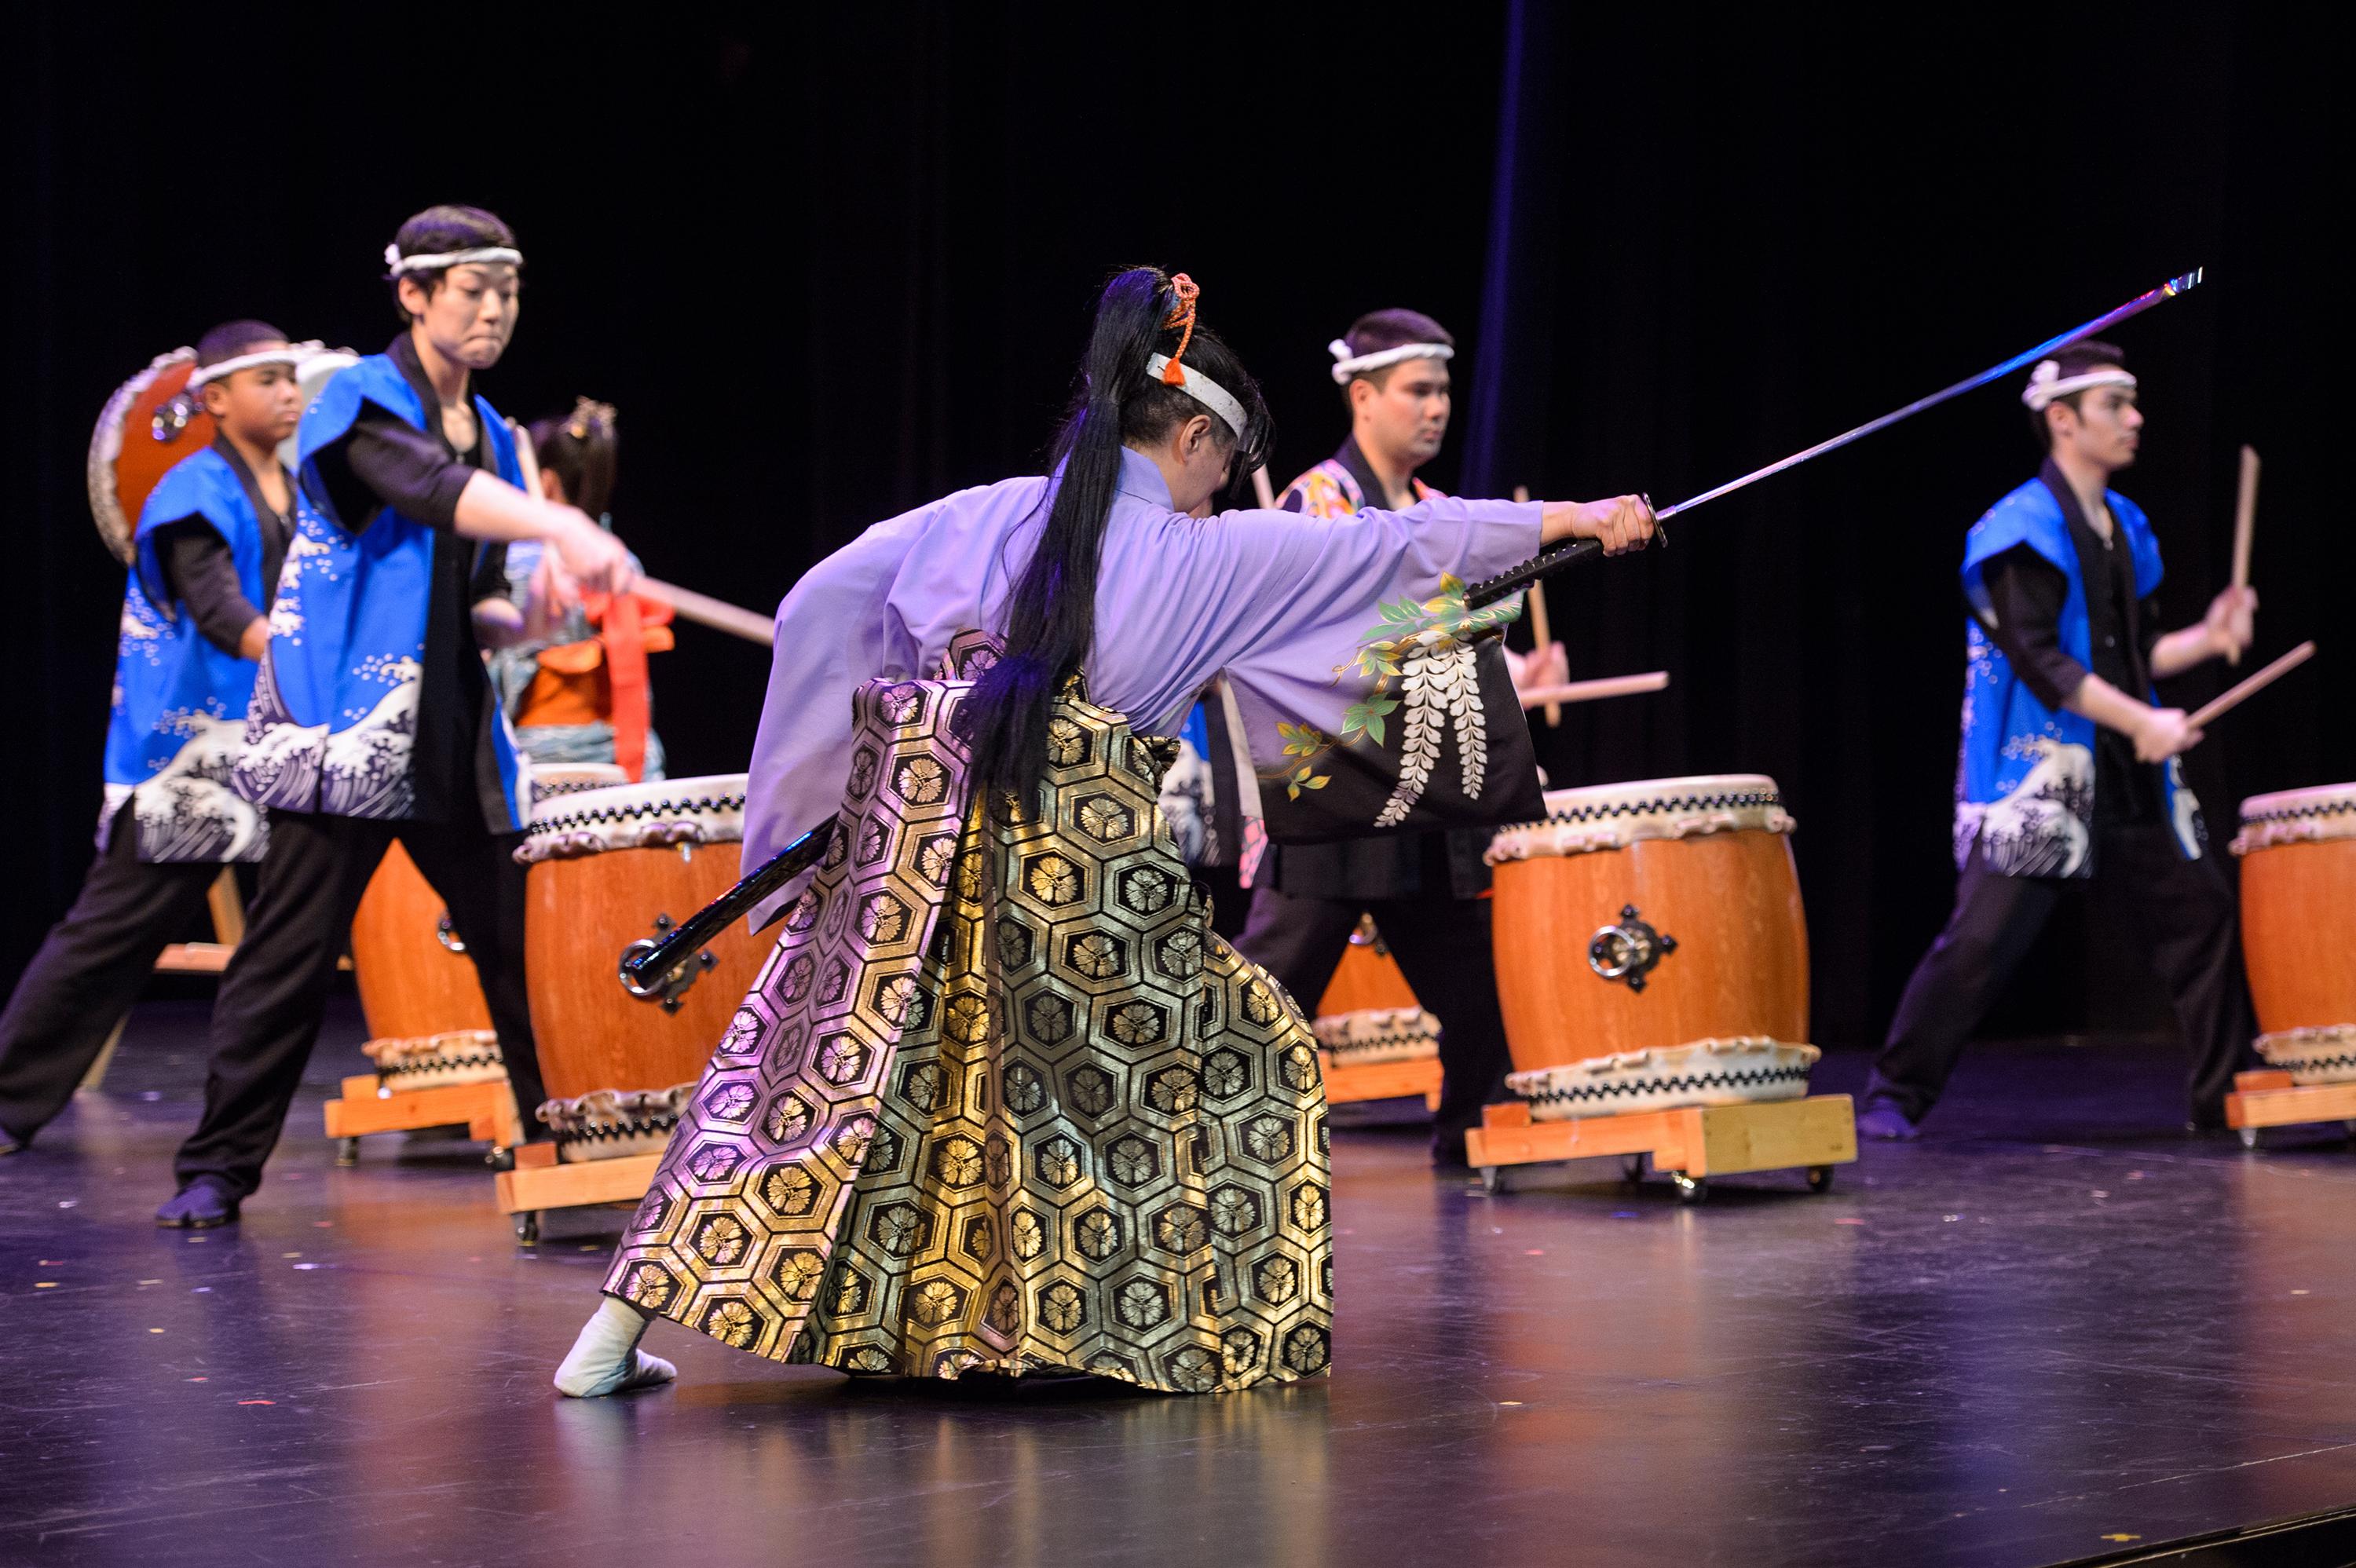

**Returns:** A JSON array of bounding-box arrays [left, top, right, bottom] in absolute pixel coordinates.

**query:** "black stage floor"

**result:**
[[7, 1001, 2356, 1567]]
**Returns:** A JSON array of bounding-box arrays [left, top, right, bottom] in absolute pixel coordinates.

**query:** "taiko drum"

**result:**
[[349, 840, 496, 1045], [2233, 785, 2356, 1079], [519, 775, 764, 1102], [1487, 776, 1809, 1071], [1317, 921, 1421, 1018]]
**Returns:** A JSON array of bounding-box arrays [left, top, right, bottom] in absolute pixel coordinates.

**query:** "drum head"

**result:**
[[87, 349, 207, 564], [276, 349, 360, 471]]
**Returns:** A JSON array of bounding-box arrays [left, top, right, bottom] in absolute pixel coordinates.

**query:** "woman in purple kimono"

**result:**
[[555, 268, 1652, 1398]]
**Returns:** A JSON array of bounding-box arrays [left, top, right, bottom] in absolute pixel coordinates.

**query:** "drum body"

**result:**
[[520, 775, 761, 1158], [349, 841, 503, 1089], [1487, 776, 1816, 1119], [2233, 785, 2356, 1082], [1312, 919, 1440, 1068]]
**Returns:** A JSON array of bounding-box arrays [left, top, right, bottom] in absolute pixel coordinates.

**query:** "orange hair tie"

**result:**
[[1159, 273, 1200, 385]]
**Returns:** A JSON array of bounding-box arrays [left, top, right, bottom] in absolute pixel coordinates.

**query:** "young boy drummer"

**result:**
[[0, 323, 301, 1154], [1860, 341, 2258, 1139], [157, 207, 635, 1226]]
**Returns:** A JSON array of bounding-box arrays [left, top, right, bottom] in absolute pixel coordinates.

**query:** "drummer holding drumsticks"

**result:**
[[0, 322, 301, 1157], [1860, 340, 2259, 1140], [155, 206, 635, 1227]]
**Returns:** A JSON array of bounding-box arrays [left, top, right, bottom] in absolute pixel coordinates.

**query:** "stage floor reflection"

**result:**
[[7, 1000, 2356, 1567]]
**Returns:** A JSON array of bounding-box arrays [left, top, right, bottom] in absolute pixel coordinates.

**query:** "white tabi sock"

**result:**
[[554, 1294, 677, 1398]]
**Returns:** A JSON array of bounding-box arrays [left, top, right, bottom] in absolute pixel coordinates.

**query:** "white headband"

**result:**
[[2021, 359, 2136, 411], [185, 339, 327, 389], [382, 243, 524, 277], [1146, 354, 1248, 440], [1329, 338, 1455, 384]]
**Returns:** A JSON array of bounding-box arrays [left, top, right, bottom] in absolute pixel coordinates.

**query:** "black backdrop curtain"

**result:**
[[1465, 4, 2347, 1054], [4, 5, 2344, 1059]]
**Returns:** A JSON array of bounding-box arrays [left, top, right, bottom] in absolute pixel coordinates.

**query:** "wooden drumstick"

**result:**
[[2228, 444, 2259, 666], [509, 419, 774, 647], [1513, 486, 1563, 728], [1251, 465, 1278, 509], [637, 578, 774, 646], [2186, 639, 2314, 730], [1516, 671, 1670, 710]]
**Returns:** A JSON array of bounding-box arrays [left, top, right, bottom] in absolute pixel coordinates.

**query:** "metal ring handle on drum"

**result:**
[[436, 912, 467, 954], [1586, 904, 1676, 992], [617, 913, 716, 1014]]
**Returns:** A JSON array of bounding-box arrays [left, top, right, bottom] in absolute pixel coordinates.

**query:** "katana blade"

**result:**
[[1465, 269, 2204, 608]]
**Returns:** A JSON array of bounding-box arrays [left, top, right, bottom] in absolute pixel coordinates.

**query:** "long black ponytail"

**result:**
[[964, 266, 1270, 804]]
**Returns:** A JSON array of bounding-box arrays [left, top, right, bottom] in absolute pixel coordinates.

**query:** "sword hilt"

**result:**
[[614, 820, 837, 996]]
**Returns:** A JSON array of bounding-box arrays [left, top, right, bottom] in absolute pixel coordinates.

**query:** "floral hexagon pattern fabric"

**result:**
[[604, 635, 1332, 1392]]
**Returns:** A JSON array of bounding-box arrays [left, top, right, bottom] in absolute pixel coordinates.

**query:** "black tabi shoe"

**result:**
[[0, 1128, 26, 1157], [1856, 1100, 1922, 1142], [155, 1177, 241, 1228]]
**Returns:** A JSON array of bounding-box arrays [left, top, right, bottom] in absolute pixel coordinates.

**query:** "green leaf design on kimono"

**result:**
[[1341, 695, 1399, 747], [1277, 721, 1326, 760]]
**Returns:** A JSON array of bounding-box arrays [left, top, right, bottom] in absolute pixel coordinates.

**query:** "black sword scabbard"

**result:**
[[616, 820, 837, 997]]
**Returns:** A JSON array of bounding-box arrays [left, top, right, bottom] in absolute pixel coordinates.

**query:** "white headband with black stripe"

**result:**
[[186, 339, 327, 389], [2021, 359, 2136, 411], [1329, 338, 1454, 384], [382, 243, 524, 278]]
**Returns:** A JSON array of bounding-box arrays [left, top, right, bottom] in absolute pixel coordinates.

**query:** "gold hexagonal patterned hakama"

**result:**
[[603, 637, 1333, 1393]]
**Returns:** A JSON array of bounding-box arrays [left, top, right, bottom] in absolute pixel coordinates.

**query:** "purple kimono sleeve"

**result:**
[[740, 515, 927, 924]]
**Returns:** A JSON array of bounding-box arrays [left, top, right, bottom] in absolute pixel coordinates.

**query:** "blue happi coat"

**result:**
[[104, 448, 273, 861], [1953, 475, 2201, 877], [235, 353, 528, 826]]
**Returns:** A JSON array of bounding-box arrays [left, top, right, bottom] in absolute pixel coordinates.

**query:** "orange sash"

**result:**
[[513, 591, 675, 780]]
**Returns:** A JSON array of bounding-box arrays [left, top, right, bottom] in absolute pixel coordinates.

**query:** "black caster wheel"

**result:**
[[1478, 1165, 1507, 1195], [335, 1138, 360, 1168], [514, 1212, 540, 1245], [1621, 1153, 1648, 1185], [1670, 1171, 1707, 1204], [2238, 1127, 2260, 1150], [485, 1146, 517, 1171], [1805, 1164, 1835, 1193]]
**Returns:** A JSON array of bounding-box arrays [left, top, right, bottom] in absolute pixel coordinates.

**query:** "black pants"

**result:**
[[1235, 883, 1513, 1155], [1868, 822, 2252, 1124], [0, 806, 225, 1143], [174, 810, 547, 1197]]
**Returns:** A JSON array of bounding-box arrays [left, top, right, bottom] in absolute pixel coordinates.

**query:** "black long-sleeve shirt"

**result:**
[[148, 437, 294, 656], [1975, 461, 2168, 824], [301, 334, 510, 827]]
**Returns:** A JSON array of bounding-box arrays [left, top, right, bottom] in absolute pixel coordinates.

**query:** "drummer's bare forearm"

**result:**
[[2149, 623, 2218, 680], [2064, 672, 2157, 738], [237, 616, 269, 663], [451, 470, 584, 545]]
